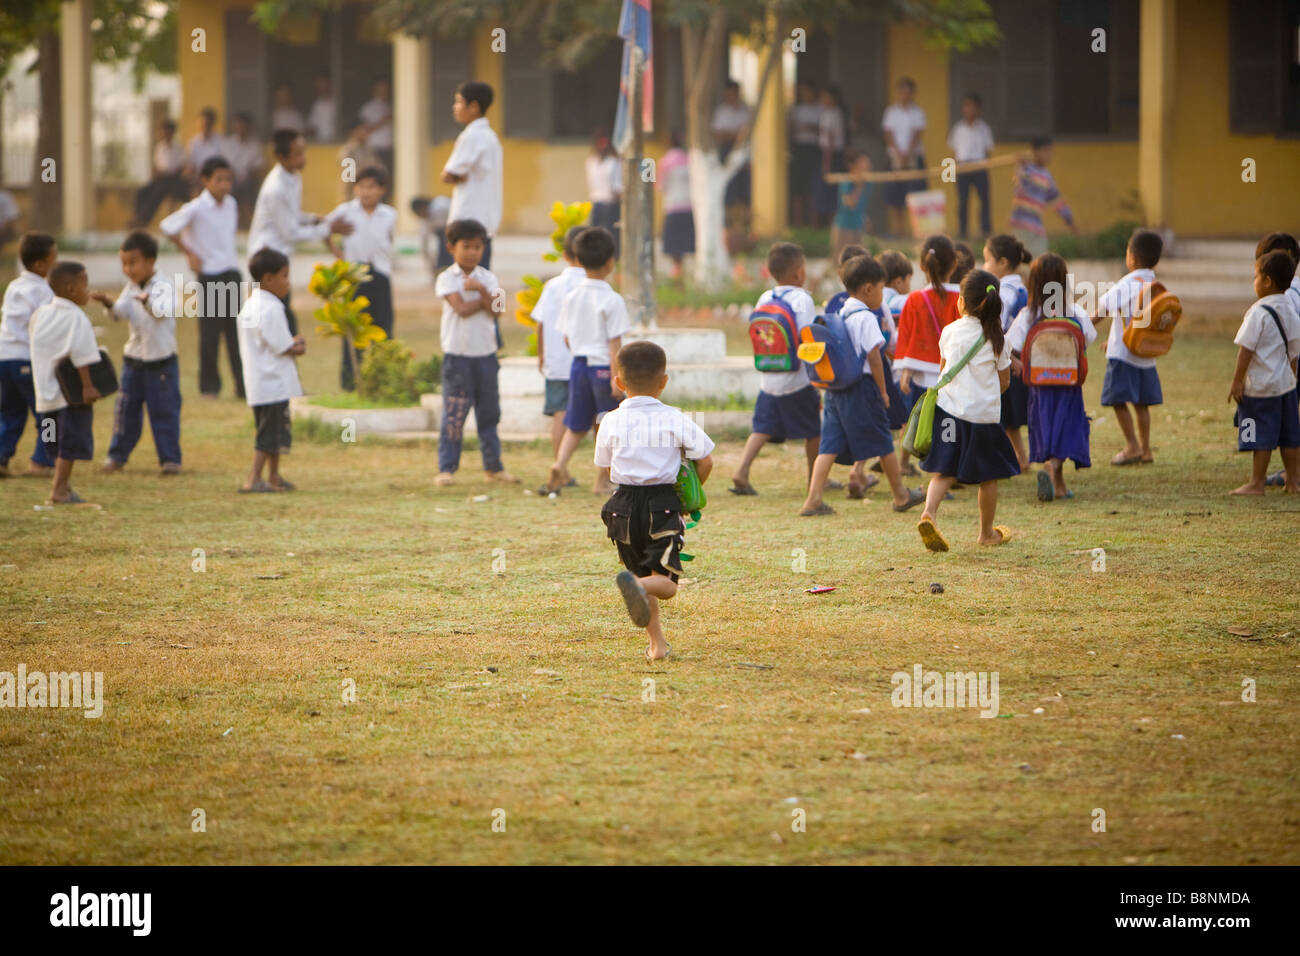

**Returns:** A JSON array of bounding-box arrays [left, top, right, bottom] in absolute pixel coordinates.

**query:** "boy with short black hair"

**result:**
[[235, 248, 304, 493], [1229, 249, 1300, 495], [531, 225, 587, 488], [434, 217, 515, 486], [731, 241, 822, 495], [596, 340, 715, 662], [439, 82, 502, 270], [0, 232, 58, 477], [326, 164, 397, 389], [88, 230, 181, 474], [545, 226, 630, 495], [161, 155, 243, 399], [1097, 228, 1165, 465], [28, 261, 103, 504]]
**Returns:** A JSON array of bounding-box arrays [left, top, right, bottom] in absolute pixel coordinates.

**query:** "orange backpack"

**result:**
[[1122, 281, 1182, 358], [1022, 317, 1088, 387]]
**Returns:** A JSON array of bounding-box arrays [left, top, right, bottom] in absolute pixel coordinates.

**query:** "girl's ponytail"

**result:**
[[961, 268, 1005, 357], [987, 233, 1030, 268], [920, 234, 956, 302]]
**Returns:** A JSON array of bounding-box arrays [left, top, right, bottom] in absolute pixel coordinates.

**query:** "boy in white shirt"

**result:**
[[307, 75, 337, 142], [326, 165, 397, 389], [236, 249, 305, 493], [1097, 229, 1165, 465], [88, 232, 181, 474], [434, 218, 515, 486], [358, 78, 394, 173], [530, 225, 586, 487], [948, 92, 994, 238], [1229, 250, 1300, 495], [1254, 232, 1300, 486], [732, 242, 823, 496], [545, 227, 631, 495], [0, 232, 58, 477], [161, 156, 244, 399], [28, 262, 104, 504], [594, 341, 715, 661], [439, 82, 502, 270], [187, 108, 225, 181]]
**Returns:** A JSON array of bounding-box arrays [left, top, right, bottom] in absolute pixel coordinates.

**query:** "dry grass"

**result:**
[[1, 303, 1297, 864]]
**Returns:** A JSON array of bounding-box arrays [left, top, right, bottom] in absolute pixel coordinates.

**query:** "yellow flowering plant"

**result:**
[[310, 260, 386, 386]]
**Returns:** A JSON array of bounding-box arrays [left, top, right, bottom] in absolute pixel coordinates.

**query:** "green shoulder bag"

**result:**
[[902, 332, 987, 459]]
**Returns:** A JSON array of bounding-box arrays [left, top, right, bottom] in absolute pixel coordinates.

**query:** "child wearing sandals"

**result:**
[[597, 341, 714, 662], [984, 233, 1032, 470], [1006, 253, 1097, 501], [916, 269, 1021, 551], [800, 256, 925, 516]]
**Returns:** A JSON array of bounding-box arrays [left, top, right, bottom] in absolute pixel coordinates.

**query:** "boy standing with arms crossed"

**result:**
[[89, 231, 182, 474], [434, 218, 516, 486], [29, 262, 103, 504], [545, 226, 630, 495], [0, 232, 57, 477], [596, 341, 715, 662]]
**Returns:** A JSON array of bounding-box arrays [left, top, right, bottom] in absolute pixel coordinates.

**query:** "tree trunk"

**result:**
[[32, 29, 63, 232]]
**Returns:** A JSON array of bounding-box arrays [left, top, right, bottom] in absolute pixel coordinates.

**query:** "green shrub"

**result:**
[[1050, 219, 1139, 260], [356, 338, 441, 406]]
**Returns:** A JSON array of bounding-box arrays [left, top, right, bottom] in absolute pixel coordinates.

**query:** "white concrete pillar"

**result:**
[[392, 32, 431, 234], [60, 0, 95, 235]]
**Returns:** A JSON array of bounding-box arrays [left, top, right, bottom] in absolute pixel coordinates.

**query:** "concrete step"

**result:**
[[500, 354, 760, 402]]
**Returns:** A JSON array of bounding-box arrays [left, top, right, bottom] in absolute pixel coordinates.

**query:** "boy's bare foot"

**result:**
[[978, 526, 1013, 546], [434, 472, 455, 486], [1230, 481, 1266, 496], [485, 470, 520, 484], [25, 464, 54, 477], [1111, 448, 1142, 466], [616, 571, 651, 627], [238, 479, 274, 493], [645, 641, 671, 662], [101, 458, 124, 473], [1283, 483, 1300, 494]]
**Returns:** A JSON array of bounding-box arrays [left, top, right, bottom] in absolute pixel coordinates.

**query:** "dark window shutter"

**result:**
[[503, 33, 553, 139], [431, 35, 472, 143], [225, 10, 268, 134], [1230, 0, 1283, 132]]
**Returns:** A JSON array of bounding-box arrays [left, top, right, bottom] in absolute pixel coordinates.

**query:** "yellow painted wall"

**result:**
[[177, 0, 232, 127], [1168, 1, 1300, 236]]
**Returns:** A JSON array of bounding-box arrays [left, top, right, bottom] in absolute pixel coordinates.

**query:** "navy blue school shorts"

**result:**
[[751, 384, 821, 442], [1100, 358, 1163, 407], [44, 404, 95, 462], [819, 376, 895, 462], [564, 357, 620, 432], [1235, 389, 1300, 451]]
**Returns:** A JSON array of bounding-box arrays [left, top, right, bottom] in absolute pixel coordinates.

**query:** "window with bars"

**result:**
[[1229, 0, 1300, 134]]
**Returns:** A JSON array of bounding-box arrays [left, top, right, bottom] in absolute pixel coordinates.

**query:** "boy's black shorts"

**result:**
[[601, 484, 686, 583], [253, 401, 292, 454], [43, 404, 94, 462]]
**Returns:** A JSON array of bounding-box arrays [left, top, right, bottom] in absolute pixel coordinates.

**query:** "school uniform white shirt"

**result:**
[[188, 132, 226, 172], [444, 118, 503, 237], [790, 102, 823, 145], [248, 163, 330, 257], [154, 140, 185, 176], [818, 108, 845, 154], [435, 263, 501, 358], [0, 270, 54, 361], [711, 102, 751, 138], [882, 103, 927, 158], [585, 155, 622, 203], [113, 273, 178, 362], [359, 98, 392, 149], [947, 119, 994, 163], [308, 98, 337, 141], [160, 188, 240, 275], [0, 189, 18, 229], [1287, 277, 1300, 317], [936, 315, 1011, 425], [236, 288, 302, 407], [532, 265, 585, 381], [594, 395, 716, 487], [225, 135, 264, 183], [28, 297, 101, 414], [755, 285, 816, 396], [558, 278, 631, 367], [1098, 268, 1158, 370], [839, 296, 887, 374], [271, 107, 305, 134], [998, 273, 1026, 332], [1006, 304, 1098, 353], [326, 199, 397, 277], [1234, 294, 1300, 398]]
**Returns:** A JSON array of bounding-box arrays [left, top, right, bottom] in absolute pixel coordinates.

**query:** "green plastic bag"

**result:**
[[900, 333, 988, 460], [675, 458, 707, 515]]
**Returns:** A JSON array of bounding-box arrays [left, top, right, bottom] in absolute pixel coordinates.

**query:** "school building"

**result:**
[[49, 0, 1300, 240]]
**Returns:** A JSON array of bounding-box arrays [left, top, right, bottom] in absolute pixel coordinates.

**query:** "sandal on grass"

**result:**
[[238, 479, 274, 494], [48, 490, 86, 504], [893, 487, 926, 512], [645, 642, 671, 662], [728, 479, 758, 496], [917, 517, 949, 552], [800, 502, 835, 516], [1111, 452, 1142, 466], [983, 525, 1013, 546], [1036, 470, 1055, 502], [270, 479, 296, 492], [616, 571, 651, 628]]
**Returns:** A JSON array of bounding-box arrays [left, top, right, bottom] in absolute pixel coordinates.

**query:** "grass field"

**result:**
[[1, 301, 1297, 865]]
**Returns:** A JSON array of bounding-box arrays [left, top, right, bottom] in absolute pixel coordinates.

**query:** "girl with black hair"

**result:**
[[984, 233, 1033, 469], [916, 268, 1022, 551]]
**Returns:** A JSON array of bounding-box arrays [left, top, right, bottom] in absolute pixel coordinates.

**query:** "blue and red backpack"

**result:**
[[748, 291, 801, 372], [797, 308, 865, 391]]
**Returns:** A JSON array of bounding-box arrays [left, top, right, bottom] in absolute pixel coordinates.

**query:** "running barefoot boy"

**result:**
[[596, 341, 714, 662]]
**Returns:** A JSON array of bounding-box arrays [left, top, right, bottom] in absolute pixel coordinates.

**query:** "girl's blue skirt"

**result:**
[[1027, 385, 1091, 467]]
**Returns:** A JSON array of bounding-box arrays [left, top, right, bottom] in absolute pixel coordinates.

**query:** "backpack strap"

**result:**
[[937, 332, 987, 389], [920, 289, 943, 338], [1261, 304, 1289, 352]]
